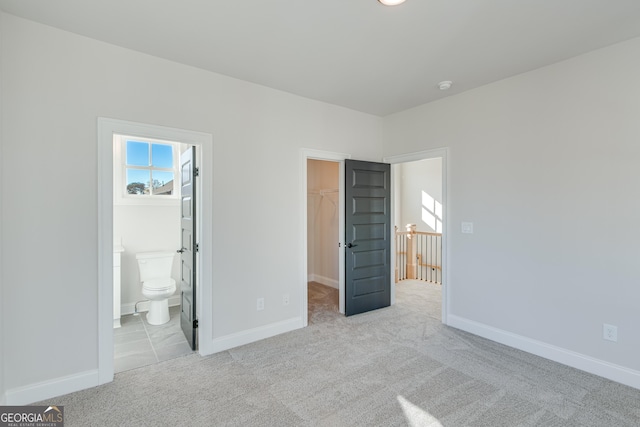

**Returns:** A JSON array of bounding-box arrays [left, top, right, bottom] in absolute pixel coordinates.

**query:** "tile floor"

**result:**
[[114, 305, 193, 373]]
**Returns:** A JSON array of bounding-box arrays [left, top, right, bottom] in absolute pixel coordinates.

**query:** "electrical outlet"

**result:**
[[603, 324, 617, 342], [461, 222, 474, 234], [283, 293, 290, 306], [257, 298, 264, 311]]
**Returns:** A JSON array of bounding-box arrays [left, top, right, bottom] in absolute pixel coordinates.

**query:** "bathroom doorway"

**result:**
[[112, 134, 194, 373], [98, 118, 213, 385]]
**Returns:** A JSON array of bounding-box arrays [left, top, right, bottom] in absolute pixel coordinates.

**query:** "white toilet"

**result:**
[[136, 252, 177, 325]]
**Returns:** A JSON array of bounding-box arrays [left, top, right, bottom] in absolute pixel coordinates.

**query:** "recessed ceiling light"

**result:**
[[378, 0, 406, 6], [438, 81, 453, 91]]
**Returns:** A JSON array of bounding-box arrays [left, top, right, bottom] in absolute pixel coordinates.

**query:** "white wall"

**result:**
[[307, 160, 339, 288], [113, 205, 181, 311], [397, 158, 442, 232], [0, 10, 6, 405], [0, 12, 382, 401], [383, 36, 640, 386]]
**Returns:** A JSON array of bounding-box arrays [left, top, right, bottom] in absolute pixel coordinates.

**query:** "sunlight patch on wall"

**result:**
[[434, 200, 442, 221], [421, 191, 442, 233], [422, 207, 437, 230], [397, 395, 443, 427]]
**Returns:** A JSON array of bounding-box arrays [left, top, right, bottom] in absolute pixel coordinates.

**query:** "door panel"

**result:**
[[345, 159, 391, 316], [180, 147, 197, 350], [353, 276, 386, 295], [353, 197, 386, 214], [353, 223, 386, 241], [352, 249, 386, 269]]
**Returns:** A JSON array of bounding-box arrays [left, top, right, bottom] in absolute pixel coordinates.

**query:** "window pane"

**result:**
[[152, 143, 173, 168], [126, 141, 150, 166], [126, 169, 150, 194], [152, 171, 174, 195]]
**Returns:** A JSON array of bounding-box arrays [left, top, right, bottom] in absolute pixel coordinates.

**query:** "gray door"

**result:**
[[345, 159, 391, 316], [179, 147, 197, 350]]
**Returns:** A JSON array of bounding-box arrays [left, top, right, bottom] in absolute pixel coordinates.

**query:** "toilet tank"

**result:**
[[136, 252, 175, 282]]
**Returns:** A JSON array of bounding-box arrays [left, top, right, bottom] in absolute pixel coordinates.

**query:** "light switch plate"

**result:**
[[461, 222, 474, 234]]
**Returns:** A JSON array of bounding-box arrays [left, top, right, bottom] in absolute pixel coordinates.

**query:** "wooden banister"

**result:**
[[395, 224, 442, 284]]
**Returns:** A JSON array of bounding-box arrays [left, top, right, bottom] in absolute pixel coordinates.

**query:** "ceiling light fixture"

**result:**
[[378, 0, 406, 6], [438, 81, 453, 90]]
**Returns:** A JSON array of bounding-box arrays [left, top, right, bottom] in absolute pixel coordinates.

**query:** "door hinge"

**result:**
[[194, 167, 200, 177], [195, 243, 199, 252], [193, 319, 198, 329]]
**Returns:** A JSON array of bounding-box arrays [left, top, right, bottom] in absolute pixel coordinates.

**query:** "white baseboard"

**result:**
[[5, 370, 99, 405], [448, 315, 640, 390], [120, 295, 181, 316], [308, 273, 315, 283], [208, 317, 303, 354], [311, 274, 339, 289]]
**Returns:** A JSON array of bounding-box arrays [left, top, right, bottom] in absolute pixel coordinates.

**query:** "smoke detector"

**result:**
[[438, 81, 453, 91]]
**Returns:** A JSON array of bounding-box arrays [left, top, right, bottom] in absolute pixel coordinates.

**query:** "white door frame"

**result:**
[[300, 149, 350, 326], [383, 148, 449, 324], [97, 118, 214, 385]]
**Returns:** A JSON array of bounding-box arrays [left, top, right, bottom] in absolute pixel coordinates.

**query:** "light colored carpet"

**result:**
[[307, 281, 340, 325], [39, 280, 640, 426]]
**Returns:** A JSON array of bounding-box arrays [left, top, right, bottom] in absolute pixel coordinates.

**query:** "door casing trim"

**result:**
[[97, 118, 214, 385]]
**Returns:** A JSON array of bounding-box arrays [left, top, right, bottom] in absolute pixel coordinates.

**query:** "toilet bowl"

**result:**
[[136, 252, 177, 326]]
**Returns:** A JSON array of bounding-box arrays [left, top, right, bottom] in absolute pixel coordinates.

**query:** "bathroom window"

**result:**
[[114, 134, 182, 205], [126, 140, 175, 196]]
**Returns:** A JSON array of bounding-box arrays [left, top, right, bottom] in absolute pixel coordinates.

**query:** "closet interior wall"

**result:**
[[307, 160, 339, 289]]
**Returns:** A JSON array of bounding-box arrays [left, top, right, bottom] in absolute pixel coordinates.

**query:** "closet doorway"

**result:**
[[306, 159, 341, 324]]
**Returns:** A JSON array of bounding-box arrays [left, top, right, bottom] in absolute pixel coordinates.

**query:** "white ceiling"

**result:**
[[2, 0, 640, 116]]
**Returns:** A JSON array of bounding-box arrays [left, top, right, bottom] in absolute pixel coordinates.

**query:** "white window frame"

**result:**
[[113, 134, 182, 206]]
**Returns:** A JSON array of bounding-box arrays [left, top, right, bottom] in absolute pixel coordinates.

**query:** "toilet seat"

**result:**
[[142, 277, 176, 291]]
